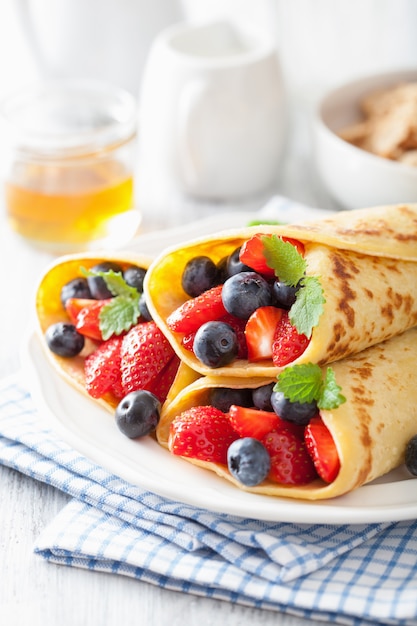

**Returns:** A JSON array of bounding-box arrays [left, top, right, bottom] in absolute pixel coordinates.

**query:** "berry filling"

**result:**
[[169, 383, 341, 487], [167, 234, 315, 368], [44, 262, 179, 415]]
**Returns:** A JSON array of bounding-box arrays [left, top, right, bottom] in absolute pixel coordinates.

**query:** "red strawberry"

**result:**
[[262, 427, 318, 485], [304, 416, 340, 483], [169, 406, 239, 464], [281, 237, 305, 256], [228, 405, 280, 440], [228, 405, 304, 440], [245, 306, 283, 361], [84, 336, 122, 399], [66, 297, 112, 341], [272, 311, 310, 367], [109, 373, 126, 400], [240, 234, 305, 278], [120, 321, 175, 394], [167, 285, 226, 333], [181, 332, 196, 352], [145, 354, 180, 403], [239, 234, 276, 277]]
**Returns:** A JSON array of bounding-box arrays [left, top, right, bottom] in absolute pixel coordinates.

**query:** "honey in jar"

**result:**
[[1, 80, 139, 252]]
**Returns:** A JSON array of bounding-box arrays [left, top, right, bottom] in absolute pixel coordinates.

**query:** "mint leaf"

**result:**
[[259, 236, 325, 335], [81, 267, 140, 339], [274, 363, 346, 410], [274, 363, 323, 403], [99, 296, 140, 340], [81, 268, 139, 298], [289, 276, 325, 338], [318, 368, 346, 409], [261, 235, 306, 285]]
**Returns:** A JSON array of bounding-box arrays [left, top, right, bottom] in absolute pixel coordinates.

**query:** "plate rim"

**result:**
[[25, 209, 417, 525]]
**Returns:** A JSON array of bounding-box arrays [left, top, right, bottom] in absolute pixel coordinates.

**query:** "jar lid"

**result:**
[[0, 79, 137, 156]]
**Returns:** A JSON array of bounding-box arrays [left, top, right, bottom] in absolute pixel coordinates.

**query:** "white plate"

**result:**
[[24, 209, 417, 524]]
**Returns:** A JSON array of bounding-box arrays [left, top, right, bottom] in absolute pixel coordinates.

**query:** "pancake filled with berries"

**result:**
[[157, 327, 417, 500], [144, 203, 417, 378], [35, 252, 184, 427]]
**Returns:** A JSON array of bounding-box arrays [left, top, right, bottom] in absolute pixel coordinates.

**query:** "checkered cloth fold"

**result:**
[[1, 376, 417, 626]]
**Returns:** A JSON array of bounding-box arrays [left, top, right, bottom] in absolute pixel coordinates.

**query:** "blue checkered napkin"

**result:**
[[1, 377, 417, 626]]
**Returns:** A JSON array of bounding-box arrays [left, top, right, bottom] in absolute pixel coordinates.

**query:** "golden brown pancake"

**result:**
[[157, 328, 417, 500], [145, 203, 417, 377], [35, 251, 153, 411]]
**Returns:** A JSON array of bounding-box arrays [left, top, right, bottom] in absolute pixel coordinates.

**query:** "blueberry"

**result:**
[[209, 387, 253, 412], [181, 255, 218, 297], [405, 435, 417, 476], [271, 390, 318, 426], [193, 321, 238, 368], [60, 277, 93, 307], [45, 322, 85, 357], [216, 256, 229, 284], [272, 280, 300, 310], [227, 437, 271, 486], [123, 265, 147, 292], [115, 390, 161, 439], [252, 383, 275, 411], [139, 292, 153, 321], [226, 247, 252, 277], [222, 271, 272, 319], [87, 262, 123, 299]]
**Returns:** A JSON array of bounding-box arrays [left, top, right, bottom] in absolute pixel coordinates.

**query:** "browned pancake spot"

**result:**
[[353, 362, 374, 380], [356, 406, 373, 485]]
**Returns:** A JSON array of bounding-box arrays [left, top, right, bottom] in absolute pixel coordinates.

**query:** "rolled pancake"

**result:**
[[35, 251, 153, 411], [157, 327, 417, 500], [145, 203, 417, 377]]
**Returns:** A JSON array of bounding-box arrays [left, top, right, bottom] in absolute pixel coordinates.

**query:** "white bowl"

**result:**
[[313, 68, 417, 210]]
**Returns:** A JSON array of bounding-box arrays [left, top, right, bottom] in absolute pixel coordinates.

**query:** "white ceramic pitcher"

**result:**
[[139, 20, 287, 199]]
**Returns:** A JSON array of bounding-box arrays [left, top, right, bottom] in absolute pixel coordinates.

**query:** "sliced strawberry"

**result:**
[[65, 297, 112, 341], [245, 306, 284, 361], [262, 427, 318, 485], [169, 406, 239, 464], [220, 313, 248, 358], [240, 234, 305, 278], [167, 285, 227, 334], [181, 332, 195, 352], [65, 297, 95, 323], [281, 237, 305, 256], [228, 405, 280, 440], [146, 354, 180, 403], [228, 404, 304, 440], [272, 311, 310, 367], [304, 416, 340, 483], [120, 321, 175, 394], [239, 234, 276, 277], [84, 336, 122, 399]]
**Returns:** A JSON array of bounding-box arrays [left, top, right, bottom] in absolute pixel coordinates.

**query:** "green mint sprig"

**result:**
[[262, 235, 306, 285], [261, 235, 325, 338], [81, 268, 140, 340], [289, 276, 324, 337], [274, 363, 346, 410]]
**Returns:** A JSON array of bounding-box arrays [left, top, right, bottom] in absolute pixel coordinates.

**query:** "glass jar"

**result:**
[[0, 79, 139, 252]]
